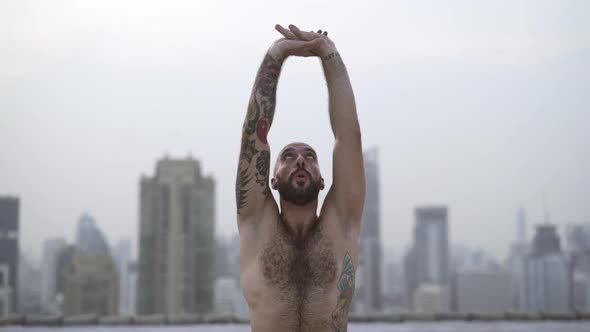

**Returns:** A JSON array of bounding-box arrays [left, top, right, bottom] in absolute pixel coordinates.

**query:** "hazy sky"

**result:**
[[1, 0, 589, 262]]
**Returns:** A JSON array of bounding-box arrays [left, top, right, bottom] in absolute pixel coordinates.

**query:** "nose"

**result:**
[[296, 155, 305, 168]]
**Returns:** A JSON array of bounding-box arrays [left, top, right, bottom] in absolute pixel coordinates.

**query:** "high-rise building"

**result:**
[[214, 277, 237, 315], [137, 157, 215, 315], [532, 225, 561, 256], [354, 148, 382, 312], [525, 224, 571, 313], [411, 206, 450, 311], [0, 264, 11, 316], [41, 237, 67, 314], [566, 223, 590, 310], [573, 273, 590, 310], [508, 242, 529, 311], [0, 197, 19, 313], [382, 254, 405, 312], [76, 213, 110, 256], [127, 260, 138, 315], [62, 215, 118, 315], [403, 246, 418, 309], [18, 252, 42, 314], [508, 208, 530, 311], [56, 245, 75, 303], [113, 238, 133, 315], [62, 251, 119, 316]]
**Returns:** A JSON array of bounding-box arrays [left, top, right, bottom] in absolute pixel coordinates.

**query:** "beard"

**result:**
[[277, 171, 322, 206]]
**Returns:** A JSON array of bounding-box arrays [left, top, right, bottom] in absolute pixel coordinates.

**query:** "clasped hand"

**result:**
[[269, 24, 336, 61]]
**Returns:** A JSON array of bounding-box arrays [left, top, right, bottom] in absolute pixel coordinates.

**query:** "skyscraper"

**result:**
[[113, 238, 133, 315], [41, 237, 67, 314], [525, 224, 571, 313], [76, 213, 110, 255], [18, 252, 42, 314], [0, 196, 19, 313], [508, 207, 530, 311], [137, 157, 215, 315], [532, 225, 561, 256], [411, 206, 449, 311], [355, 148, 382, 312], [63, 215, 119, 315]]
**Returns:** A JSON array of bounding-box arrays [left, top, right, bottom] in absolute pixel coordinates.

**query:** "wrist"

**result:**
[[319, 47, 340, 62], [268, 44, 286, 62]]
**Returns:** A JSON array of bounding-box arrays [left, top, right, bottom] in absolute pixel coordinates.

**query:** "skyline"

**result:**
[[2, 0, 589, 261]]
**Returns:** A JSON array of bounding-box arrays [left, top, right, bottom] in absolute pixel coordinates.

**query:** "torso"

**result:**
[[239, 201, 359, 332]]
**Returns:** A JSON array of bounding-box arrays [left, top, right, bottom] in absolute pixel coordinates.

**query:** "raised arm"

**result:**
[[236, 34, 321, 222], [284, 25, 365, 225]]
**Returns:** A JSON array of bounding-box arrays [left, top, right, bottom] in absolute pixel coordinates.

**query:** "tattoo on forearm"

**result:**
[[324, 51, 340, 61], [331, 252, 355, 332], [236, 54, 282, 214]]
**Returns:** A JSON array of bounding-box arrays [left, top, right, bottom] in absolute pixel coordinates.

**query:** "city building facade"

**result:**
[[524, 225, 571, 313], [137, 157, 215, 315], [410, 206, 450, 311], [62, 251, 119, 316], [41, 237, 67, 314], [113, 238, 134, 315], [0, 197, 19, 313], [354, 148, 382, 312]]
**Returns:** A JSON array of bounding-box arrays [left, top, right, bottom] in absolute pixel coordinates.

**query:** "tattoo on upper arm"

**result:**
[[331, 252, 355, 332], [236, 54, 282, 214]]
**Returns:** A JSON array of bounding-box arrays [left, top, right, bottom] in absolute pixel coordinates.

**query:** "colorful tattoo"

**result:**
[[331, 252, 354, 332], [236, 54, 282, 214]]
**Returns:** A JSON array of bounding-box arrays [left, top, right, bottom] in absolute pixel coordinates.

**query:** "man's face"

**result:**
[[272, 142, 324, 206]]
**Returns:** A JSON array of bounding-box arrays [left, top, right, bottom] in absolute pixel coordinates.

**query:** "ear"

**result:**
[[271, 177, 278, 190], [320, 177, 325, 190]]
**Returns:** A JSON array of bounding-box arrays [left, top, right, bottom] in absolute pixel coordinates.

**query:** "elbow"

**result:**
[[335, 126, 362, 143]]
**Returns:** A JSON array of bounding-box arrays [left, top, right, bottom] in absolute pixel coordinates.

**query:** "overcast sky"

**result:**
[[1, 0, 589, 262]]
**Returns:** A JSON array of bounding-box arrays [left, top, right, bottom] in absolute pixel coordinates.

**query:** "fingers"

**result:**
[[275, 24, 297, 39], [289, 24, 316, 41], [276, 24, 329, 42]]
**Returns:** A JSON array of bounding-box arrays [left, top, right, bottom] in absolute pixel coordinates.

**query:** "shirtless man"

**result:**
[[235, 24, 365, 332]]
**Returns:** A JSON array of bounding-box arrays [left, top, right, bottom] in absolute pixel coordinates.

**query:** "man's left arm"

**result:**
[[285, 25, 365, 226], [322, 46, 365, 226]]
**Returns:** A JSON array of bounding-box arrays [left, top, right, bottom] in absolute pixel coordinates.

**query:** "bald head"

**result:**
[[271, 141, 324, 206], [274, 142, 317, 176]]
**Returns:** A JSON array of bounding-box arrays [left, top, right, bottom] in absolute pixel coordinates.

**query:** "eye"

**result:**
[[284, 153, 294, 161], [306, 154, 315, 160]]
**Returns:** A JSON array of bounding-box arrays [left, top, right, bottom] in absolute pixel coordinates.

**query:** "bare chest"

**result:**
[[259, 223, 338, 301]]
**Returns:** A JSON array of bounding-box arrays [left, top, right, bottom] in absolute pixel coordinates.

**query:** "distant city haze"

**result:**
[[1, 0, 589, 262]]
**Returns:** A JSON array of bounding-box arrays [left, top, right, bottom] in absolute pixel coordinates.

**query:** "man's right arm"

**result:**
[[235, 29, 323, 222], [235, 51, 283, 221]]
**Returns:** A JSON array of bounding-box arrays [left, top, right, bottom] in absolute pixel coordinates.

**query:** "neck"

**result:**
[[279, 198, 318, 239]]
